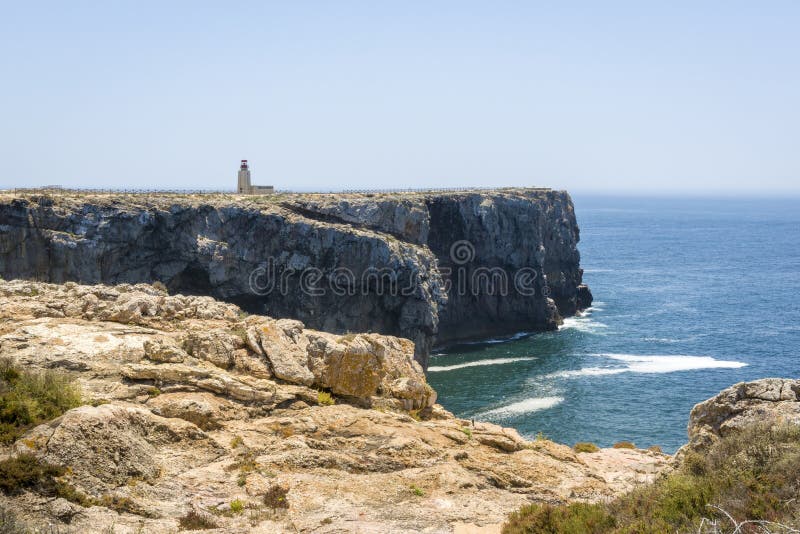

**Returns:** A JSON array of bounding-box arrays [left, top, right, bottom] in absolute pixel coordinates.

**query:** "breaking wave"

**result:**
[[427, 356, 536, 372], [600, 353, 747, 373], [542, 353, 747, 379], [559, 316, 608, 334], [480, 396, 564, 417]]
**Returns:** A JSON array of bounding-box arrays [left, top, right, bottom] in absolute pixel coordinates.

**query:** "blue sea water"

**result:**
[[427, 196, 800, 453]]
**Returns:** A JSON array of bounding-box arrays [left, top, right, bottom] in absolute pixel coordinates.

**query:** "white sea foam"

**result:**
[[458, 331, 532, 345], [597, 353, 747, 373], [547, 367, 627, 378], [559, 316, 608, 333], [480, 396, 563, 417], [542, 353, 747, 380], [427, 357, 536, 372]]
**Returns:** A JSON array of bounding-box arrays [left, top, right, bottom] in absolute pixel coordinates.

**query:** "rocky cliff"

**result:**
[[0, 189, 591, 367], [0, 281, 657, 534]]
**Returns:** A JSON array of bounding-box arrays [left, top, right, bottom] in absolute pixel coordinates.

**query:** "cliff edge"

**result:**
[[0, 188, 591, 368]]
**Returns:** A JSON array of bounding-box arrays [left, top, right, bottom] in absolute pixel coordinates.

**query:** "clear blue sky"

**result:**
[[1, 1, 798, 193]]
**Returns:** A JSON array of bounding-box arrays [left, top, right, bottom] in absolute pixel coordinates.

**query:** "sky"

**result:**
[[1, 1, 798, 194]]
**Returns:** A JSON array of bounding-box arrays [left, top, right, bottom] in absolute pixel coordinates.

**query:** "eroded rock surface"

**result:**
[[685, 378, 800, 452], [0, 281, 656, 534]]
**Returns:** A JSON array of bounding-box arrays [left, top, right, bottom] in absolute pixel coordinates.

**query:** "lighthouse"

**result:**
[[237, 160, 251, 194], [236, 160, 274, 195]]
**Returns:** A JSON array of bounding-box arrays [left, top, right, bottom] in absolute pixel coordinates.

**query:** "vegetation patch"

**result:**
[[0, 453, 66, 496], [573, 442, 600, 453], [0, 453, 98, 509], [229, 499, 245, 514], [178, 509, 219, 530], [0, 358, 83, 444], [410, 484, 425, 497], [503, 423, 800, 533], [612, 441, 636, 450], [263, 483, 290, 510], [317, 391, 335, 406]]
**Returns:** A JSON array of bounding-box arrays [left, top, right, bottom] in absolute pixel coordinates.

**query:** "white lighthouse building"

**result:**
[[237, 160, 274, 195]]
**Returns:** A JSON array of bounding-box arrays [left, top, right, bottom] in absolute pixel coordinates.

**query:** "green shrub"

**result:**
[[612, 441, 636, 450], [574, 442, 600, 453], [317, 391, 335, 406], [0, 358, 83, 444], [178, 509, 219, 530], [0, 453, 66, 496], [410, 484, 424, 497], [503, 422, 800, 533], [460, 426, 473, 439], [504, 502, 616, 534], [230, 499, 245, 514]]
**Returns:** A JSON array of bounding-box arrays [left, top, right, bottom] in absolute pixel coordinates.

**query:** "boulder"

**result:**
[[17, 403, 223, 494], [183, 329, 244, 369], [686, 378, 800, 451], [143, 339, 187, 363]]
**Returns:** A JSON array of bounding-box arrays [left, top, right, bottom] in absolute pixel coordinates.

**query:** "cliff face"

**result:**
[[288, 189, 591, 345], [0, 188, 590, 367]]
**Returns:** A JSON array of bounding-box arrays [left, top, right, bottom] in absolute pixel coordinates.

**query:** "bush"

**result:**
[[612, 441, 636, 450], [178, 509, 219, 530], [0, 453, 65, 496], [317, 391, 335, 406], [230, 499, 245, 514], [0, 358, 83, 444], [263, 484, 290, 509], [504, 502, 616, 534], [503, 422, 800, 533], [574, 442, 600, 453]]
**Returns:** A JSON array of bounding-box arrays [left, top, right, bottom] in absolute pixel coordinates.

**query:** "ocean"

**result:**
[[427, 195, 800, 453]]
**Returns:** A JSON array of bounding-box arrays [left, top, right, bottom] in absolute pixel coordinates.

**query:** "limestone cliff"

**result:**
[[0, 189, 591, 366]]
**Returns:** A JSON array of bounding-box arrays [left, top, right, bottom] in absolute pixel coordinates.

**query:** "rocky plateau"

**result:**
[[0, 280, 658, 534]]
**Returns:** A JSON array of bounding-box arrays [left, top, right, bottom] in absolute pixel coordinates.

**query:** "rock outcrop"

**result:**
[[0, 281, 660, 534], [685, 378, 800, 452], [0, 189, 591, 367]]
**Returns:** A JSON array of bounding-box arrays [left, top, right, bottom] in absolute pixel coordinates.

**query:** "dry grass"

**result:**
[[0, 358, 83, 444], [573, 442, 600, 453]]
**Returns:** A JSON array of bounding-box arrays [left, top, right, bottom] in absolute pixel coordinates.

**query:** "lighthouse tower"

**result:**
[[237, 160, 252, 194]]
